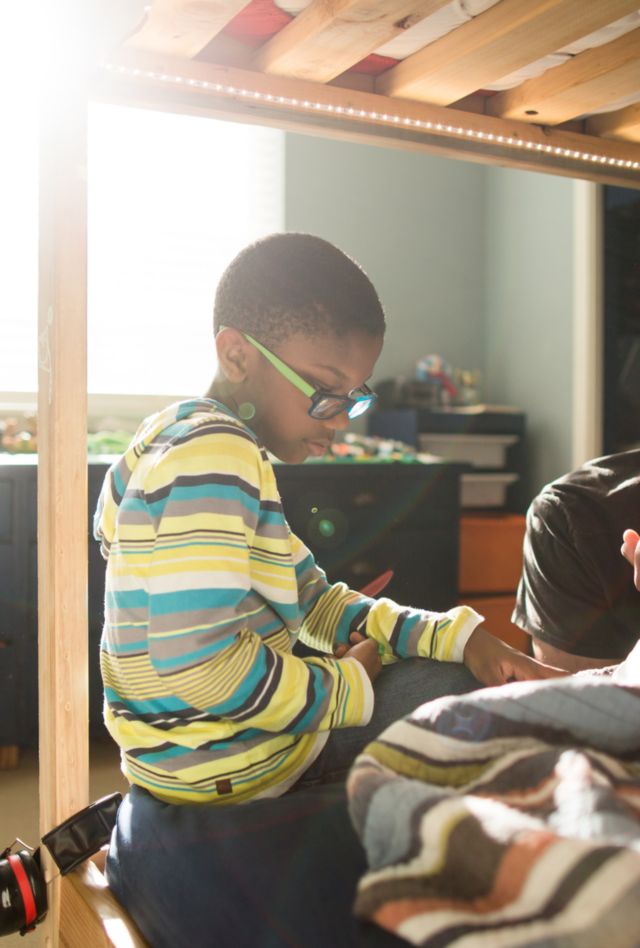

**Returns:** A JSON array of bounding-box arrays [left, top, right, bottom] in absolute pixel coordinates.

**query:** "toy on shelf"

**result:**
[[0, 414, 38, 453]]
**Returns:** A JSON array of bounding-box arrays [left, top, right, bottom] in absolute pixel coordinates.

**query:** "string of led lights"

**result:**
[[104, 62, 640, 173]]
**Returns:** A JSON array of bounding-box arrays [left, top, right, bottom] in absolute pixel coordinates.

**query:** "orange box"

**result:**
[[459, 513, 526, 594], [461, 594, 529, 653]]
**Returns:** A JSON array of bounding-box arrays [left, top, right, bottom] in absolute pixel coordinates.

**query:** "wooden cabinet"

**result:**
[[0, 460, 108, 748], [1, 458, 465, 748], [0, 462, 37, 747], [458, 513, 529, 652]]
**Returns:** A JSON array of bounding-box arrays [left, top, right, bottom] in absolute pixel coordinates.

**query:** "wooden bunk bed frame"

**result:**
[[37, 2, 640, 944]]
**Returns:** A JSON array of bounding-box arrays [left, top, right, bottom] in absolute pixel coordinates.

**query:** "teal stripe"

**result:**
[[139, 745, 194, 765], [149, 587, 244, 617], [109, 639, 148, 654], [146, 483, 261, 519], [394, 610, 424, 656], [105, 688, 190, 714], [107, 589, 148, 610], [111, 463, 127, 499]]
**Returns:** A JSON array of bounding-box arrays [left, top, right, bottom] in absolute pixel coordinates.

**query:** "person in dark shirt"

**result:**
[[513, 449, 640, 672]]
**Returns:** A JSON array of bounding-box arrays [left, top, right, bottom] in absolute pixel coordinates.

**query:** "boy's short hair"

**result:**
[[214, 233, 386, 346]]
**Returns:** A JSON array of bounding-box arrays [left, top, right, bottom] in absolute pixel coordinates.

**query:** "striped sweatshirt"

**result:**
[[94, 399, 482, 805]]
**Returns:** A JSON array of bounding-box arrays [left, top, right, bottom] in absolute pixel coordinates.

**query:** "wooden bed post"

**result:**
[[37, 65, 90, 946]]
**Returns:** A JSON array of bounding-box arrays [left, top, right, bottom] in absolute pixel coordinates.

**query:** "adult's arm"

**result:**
[[292, 531, 566, 685]]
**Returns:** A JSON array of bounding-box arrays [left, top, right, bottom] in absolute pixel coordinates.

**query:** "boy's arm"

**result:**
[[292, 535, 480, 662], [143, 432, 373, 733], [292, 536, 566, 686]]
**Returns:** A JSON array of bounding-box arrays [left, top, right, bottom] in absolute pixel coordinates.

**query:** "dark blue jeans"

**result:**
[[295, 657, 479, 787], [106, 659, 479, 948]]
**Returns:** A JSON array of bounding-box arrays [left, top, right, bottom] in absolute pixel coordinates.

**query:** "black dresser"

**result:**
[[0, 457, 464, 748], [274, 461, 464, 610]]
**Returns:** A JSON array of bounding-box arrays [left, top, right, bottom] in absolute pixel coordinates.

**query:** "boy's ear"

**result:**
[[215, 327, 250, 383]]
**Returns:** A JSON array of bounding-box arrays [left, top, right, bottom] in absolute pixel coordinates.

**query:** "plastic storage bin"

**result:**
[[461, 472, 519, 508], [417, 432, 517, 468]]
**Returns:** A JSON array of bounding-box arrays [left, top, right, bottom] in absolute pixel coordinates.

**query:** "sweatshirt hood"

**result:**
[[93, 398, 241, 554]]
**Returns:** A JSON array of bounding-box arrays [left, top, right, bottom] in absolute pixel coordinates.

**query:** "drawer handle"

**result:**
[[350, 560, 374, 576], [353, 492, 376, 507]]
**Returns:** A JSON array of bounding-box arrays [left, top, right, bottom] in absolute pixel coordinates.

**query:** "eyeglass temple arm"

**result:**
[[242, 332, 316, 398]]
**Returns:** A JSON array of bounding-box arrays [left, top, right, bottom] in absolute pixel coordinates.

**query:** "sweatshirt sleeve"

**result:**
[[142, 423, 373, 733], [292, 534, 482, 663]]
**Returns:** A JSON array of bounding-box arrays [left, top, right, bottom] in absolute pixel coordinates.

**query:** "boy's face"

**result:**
[[242, 328, 383, 463]]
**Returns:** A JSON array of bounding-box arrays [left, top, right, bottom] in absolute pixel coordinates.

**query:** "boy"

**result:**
[[95, 233, 563, 807]]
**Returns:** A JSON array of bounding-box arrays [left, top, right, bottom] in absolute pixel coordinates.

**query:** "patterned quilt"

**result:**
[[347, 666, 640, 947]]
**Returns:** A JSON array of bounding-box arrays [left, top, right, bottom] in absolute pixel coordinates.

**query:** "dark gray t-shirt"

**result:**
[[513, 450, 640, 660]]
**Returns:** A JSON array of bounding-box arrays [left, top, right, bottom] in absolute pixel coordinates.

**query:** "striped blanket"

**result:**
[[347, 669, 640, 947]]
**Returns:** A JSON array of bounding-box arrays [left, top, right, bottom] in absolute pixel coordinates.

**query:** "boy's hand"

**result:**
[[335, 632, 382, 683], [463, 626, 568, 686]]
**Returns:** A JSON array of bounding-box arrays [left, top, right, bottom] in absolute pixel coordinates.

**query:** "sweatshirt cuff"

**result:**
[[341, 656, 375, 726], [440, 605, 485, 663]]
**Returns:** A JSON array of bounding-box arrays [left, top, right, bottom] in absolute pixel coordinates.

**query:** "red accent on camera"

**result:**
[[8, 854, 37, 928]]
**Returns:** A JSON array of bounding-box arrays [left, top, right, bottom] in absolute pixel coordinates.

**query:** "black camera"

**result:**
[[0, 792, 122, 937]]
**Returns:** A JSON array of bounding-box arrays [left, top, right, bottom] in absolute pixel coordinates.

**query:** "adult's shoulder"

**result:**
[[532, 448, 640, 539], [559, 448, 640, 495]]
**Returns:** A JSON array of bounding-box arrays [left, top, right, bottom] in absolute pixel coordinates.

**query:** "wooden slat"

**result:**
[[99, 51, 640, 188], [252, 0, 450, 83], [587, 101, 640, 143], [38, 114, 89, 830], [38, 48, 90, 945], [375, 0, 640, 105], [60, 861, 148, 948], [125, 0, 252, 58], [488, 26, 640, 124]]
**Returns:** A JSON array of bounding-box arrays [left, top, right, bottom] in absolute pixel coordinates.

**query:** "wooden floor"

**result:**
[[0, 740, 128, 948]]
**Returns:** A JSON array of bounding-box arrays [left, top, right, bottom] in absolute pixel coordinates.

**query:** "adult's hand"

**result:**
[[463, 625, 568, 687], [621, 528, 640, 590]]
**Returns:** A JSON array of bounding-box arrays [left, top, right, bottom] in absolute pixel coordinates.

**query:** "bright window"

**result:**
[[1, 103, 284, 399]]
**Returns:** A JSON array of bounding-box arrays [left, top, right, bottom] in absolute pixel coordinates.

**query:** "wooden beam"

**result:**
[[587, 101, 640, 143], [38, 70, 89, 948], [251, 0, 450, 83], [125, 0, 253, 58], [60, 860, 148, 948], [375, 0, 640, 105], [488, 26, 640, 124], [99, 51, 640, 189]]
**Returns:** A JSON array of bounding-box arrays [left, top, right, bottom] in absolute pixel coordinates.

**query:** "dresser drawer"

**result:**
[[459, 513, 526, 594], [335, 527, 459, 613], [461, 594, 529, 653]]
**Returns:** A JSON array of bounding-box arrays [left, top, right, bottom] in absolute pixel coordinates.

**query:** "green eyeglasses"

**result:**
[[241, 331, 377, 421]]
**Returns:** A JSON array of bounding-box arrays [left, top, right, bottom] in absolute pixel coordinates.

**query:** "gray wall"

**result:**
[[285, 133, 487, 385], [484, 167, 576, 497], [285, 131, 579, 502]]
